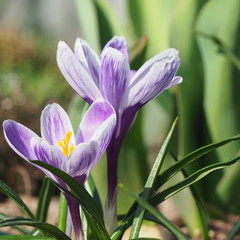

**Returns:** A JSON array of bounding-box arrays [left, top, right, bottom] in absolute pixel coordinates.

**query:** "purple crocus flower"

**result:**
[[3, 100, 116, 239], [57, 36, 182, 231]]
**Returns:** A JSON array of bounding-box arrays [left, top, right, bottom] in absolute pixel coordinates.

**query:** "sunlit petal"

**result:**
[[57, 41, 103, 104], [3, 120, 40, 160], [41, 103, 75, 150], [102, 36, 129, 61], [76, 100, 116, 144], [100, 47, 130, 110], [74, 38, 100, 85], [123, 48, 181, 110]]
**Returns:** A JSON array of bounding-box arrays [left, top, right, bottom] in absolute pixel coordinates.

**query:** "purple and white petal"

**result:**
[[76, 100, 116, 144], [62, 141, 98, 179], [3, 120, 40, 160], [57, 41, 103, 104], [31, 138, 65, 169], [123, 48, 181, 110], [166, 76, 183, 89], [41, 103, 75, 149], [74, 38, 100, 85], [130, 70, 137, 79], [102, 36, 129, 61], [31, 138, 65, 183], [100, 47, 130, 110]]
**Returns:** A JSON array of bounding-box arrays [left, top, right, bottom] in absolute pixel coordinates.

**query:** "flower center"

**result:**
[[58, 131, 75, 157]]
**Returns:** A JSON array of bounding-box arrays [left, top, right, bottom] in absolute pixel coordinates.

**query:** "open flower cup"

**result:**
[[3, 100, 116, 239], [57, 36, 182, 229]]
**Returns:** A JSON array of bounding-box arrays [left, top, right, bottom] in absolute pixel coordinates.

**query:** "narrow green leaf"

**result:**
[[94, 0, 124, 47], [31, 161, 110, 240], [171, 154, 209, 240], [155, 134, 240, 189], [0, 214, 30, 235], [57, 193, 67, 233], [132, 238, 161, 240], [130, 118, 178, 238], [196, 31, 240, 71], [226, 220, 240, 240], [151, 157, 240, 206], [0, 217, 70, 240], [0, 236, 55, 240], [36, 177, 53, 222], [84, 174, 103, 215], [0, 180, 35, 219], [120, 184, 188, 240]]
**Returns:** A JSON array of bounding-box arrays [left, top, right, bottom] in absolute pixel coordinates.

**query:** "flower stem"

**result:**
[[65, 195, 82, 240], [105, 140, 121, 233]]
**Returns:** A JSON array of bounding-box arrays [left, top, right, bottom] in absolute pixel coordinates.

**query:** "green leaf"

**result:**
[[226, 220, 240, 240], [171, 154, 209, 240], [120, 184, 188, 240], [128, 0, 177, 57], [0, 180, 35, 219], [130, 118, 178, 238], [155, 134, 240, 189], [0, 217, 70, 240], [31, 161, 110, 240], [0, 214, 30, 235], [0, 236, 55, 240], [151, 156, 240, 206], [74, 0, 101, 53], [196, 0, 240, 208], [94, 0, 124, 47], [57, 193, 67, 233], [36, 177, 54, 222], [84, 174, 103, 216]]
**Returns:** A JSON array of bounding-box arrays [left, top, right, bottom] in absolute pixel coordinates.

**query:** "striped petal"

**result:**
[[57, 41, 103, 104], [41, 103, 75, 150], [76, 100, 116, 145], [3, 120, 40, 161], [123, 48, 181, 110], [74, 38, 100, 85], [102, 36, 129, 61], [100, 47, 130, 110], [31, 138, 65, 182], [62, 141, 98, 179]]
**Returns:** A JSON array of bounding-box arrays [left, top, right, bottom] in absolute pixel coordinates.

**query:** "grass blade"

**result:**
[[226, 220, 240, 240], [57, 193, 67, 233], [0, 180, 35, 219], [0, 237, 55, 240], [151, 156, 240, 206], [120, 184, 188, 240], [155, 134, 240, 189], [36, 177, 54, 222], [171, 153, 209, 240], [130, 118, 177, 238], [0, 213, 30, 235], [0, 217, 70, 240]]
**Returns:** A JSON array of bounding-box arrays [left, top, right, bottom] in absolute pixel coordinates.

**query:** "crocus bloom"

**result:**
[[3, 100, 116, 239], [57, 36, 182, 231]]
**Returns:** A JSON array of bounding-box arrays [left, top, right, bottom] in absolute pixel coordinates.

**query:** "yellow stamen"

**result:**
[[58, 131, 75, 157]]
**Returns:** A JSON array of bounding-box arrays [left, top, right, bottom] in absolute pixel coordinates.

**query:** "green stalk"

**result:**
[[57, 193, 68, 233]]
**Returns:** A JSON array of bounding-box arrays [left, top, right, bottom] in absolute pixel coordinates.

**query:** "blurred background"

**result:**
[[0, 0, 239, 238]]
